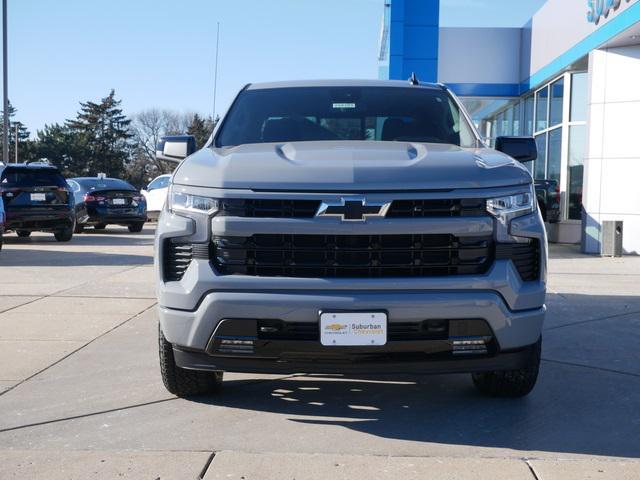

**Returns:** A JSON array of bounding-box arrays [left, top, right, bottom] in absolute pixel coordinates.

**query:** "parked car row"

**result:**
[[0, 162, 155, 248]]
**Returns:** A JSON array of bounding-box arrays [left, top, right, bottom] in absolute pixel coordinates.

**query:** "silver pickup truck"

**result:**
[[155, 80, 547, 398]]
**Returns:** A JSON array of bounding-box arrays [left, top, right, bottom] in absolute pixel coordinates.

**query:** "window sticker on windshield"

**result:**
[[332, 102, 356, 109]]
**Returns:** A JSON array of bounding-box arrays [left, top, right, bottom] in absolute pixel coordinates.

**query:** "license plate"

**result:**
[[320, 312, 387, 346], [30, 193, 46, 201], [112, 198, 126, 205]]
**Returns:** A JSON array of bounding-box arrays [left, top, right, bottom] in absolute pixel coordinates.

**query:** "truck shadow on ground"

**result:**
[[195, 363, 640, 459], [191, 292, 640, 459]]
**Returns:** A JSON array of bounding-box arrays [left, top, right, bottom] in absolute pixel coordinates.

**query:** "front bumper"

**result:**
[[173, 341, 538, 375], [156, 186, 547, 374], [160, 290, 545, 355]]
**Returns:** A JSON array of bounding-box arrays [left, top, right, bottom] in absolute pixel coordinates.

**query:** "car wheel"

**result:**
[[16, 230, 31, 238], [158, 325, 223, 397], [472, 337, 541, 398], [94, 224, 107, 230], [128, 222, 144, 233], [54, 227, 74, 242]]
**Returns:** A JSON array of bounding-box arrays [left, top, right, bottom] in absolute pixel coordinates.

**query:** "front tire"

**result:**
[[54, 227, 74, 242], [472, 338, 541, 398], [16, 230, 31, 238], [159, 326, 223, 397], [128, 222, 144, 233]]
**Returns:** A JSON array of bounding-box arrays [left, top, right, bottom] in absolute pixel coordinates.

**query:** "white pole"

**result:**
[[213, 22, 220, 120], [2, 0, 9, 164], [14, 121, 18, 163]]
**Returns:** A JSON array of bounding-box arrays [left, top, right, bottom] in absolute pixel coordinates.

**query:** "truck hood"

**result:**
[[173, 141, 532, 191]]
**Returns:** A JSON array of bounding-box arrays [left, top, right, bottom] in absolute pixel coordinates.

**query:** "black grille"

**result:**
[[219, 199, 320, 218], [256, 319, 484, 342], [217, 198, 487, 219], [163, 242, 210, 282], [496, 240, 540, 281], [387, 199, 486, 218], [164, 242, 192, 281], [212, 234, 493, 278]]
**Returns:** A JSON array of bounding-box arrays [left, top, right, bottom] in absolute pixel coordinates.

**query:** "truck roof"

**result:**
[[246, 79, 445, 91]]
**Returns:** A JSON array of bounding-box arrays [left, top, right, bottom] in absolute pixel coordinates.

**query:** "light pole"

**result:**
[[212, 22, 220, 121], [14, 121, 18, 163], [2, 0, 8, 164]]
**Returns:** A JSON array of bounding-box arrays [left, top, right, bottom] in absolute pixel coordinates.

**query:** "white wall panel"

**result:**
[[583, 45, 640, 254], [438, 28, 521, 84]]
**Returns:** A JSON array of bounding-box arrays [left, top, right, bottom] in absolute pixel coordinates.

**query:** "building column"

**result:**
[[388, 0, 440, 82], [583, 45, 640, 254]]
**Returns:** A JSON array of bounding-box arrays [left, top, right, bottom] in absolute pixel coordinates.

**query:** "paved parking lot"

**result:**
[[0, 226, 639, 479]]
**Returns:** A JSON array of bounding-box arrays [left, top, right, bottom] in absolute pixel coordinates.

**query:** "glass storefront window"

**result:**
[[504, 106, 513, 136], [496, 112, 504, 137], [571, 73, 588, 122], [536, 86, 548, 132], [550, 78, 564, 127], [568, 125, 586, 220], [534, 134, 547, 180], [513, 102, 521, 136], [548, 128, 562, 183], [524, 95, 534, 136]]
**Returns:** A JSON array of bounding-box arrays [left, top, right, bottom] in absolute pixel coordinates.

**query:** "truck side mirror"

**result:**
[[495, 136, 537, 163], [156, 135, 197, 163]]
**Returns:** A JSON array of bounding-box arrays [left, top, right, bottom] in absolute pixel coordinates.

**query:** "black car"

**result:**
[[0, 163, 75, 241], [534, 179, 560, 223], [68, 177, 147, 233]]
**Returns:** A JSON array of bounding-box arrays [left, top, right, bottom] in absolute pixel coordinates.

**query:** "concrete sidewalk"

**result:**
[[0, 229, 639, 479]]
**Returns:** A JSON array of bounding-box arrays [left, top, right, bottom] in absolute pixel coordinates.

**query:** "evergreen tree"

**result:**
[[34, 123, 86, 176], [187, 113, 216, 149], [0, 102, 33, 162], [66, 90, 132, 177]]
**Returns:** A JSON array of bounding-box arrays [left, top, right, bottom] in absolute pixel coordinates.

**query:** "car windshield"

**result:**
[[148, 176, 170, 190], [0, 167, 67, 188], [215, 86, 478, 148], [77, 179, 136, 191]]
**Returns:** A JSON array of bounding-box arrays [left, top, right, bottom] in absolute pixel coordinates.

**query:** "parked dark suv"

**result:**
[[0, 163, 75, 241]]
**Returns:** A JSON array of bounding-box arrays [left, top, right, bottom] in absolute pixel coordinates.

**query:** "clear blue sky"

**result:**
[[8, 0, 547, 134]]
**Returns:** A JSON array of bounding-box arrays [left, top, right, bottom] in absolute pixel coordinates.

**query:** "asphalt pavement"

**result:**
[[0, 226, 639, 479]]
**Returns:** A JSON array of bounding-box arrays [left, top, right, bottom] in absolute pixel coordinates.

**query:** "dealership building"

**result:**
[[379, 0, 640, 254]]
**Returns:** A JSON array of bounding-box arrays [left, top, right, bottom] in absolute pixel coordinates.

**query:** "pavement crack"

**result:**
[[544, 308, 640, 332], [0, 397, 177, 434], [542, 358, 640, 378], [0, 302, 157, 398], [0, 265, 146, 315], [198, 452, 216, 480], [525, 460, 541, 480]]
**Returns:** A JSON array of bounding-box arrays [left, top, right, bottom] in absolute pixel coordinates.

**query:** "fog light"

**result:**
[[218, 338, 255, 354], [451, 337, 489, 355]]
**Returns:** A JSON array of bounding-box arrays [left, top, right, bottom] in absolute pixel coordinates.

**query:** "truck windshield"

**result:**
[[215, 86, 478, 148]]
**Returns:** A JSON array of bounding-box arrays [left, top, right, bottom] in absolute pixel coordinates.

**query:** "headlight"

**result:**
[[167, 185, 219, 215], [486, 185, 536, 219]]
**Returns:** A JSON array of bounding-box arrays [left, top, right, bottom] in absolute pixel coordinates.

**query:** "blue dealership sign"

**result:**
[[587, 0, 631, 24]]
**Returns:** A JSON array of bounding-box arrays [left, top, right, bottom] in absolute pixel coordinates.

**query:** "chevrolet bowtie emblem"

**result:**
[[316, 197, 391, 222]]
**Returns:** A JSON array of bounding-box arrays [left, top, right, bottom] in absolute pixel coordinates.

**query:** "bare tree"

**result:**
[[126, 109, 215, 187]]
